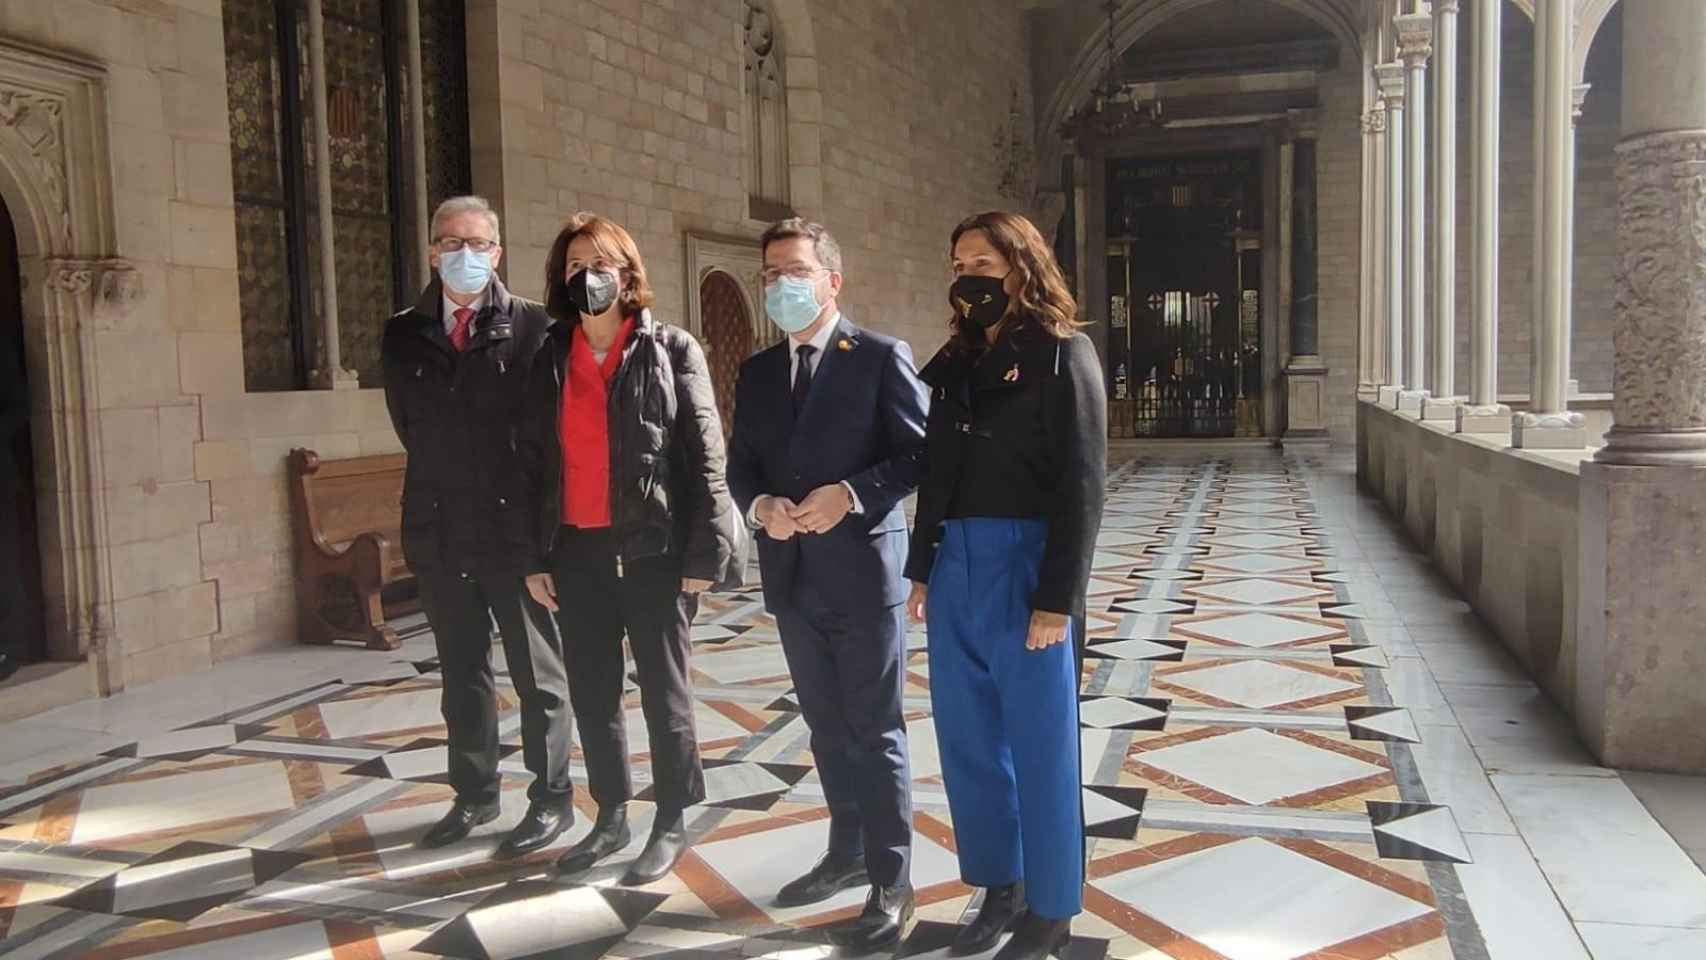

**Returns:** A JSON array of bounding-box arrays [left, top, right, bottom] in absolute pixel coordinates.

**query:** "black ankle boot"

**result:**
[[555, 805, 630, 875], [954, 884, 1023, 955], [992, 912, 1070, 960], [621, 810, 689, 885]]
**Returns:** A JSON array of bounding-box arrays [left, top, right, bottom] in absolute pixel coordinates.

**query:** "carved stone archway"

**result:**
[[0, 39, 137, 690]]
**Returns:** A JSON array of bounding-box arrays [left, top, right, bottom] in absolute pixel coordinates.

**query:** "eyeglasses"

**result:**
[[761, 265, 824, 285], [435, 236, 499, 253]]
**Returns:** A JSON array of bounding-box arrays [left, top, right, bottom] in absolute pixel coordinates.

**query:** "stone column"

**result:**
[[1377, 62, 1408, 409], [1396, 11, 1433, 415], [1513, 0, 1583, 445], [1285, 111, 1329, 440], [1563, 82, 1590, 401], [1459, 0, 1510, 432], [306, 0, 358, 389], [406, 0, 431, 285], [1361, 105, 1390, 400], [1422, 0, 1461, 420], [1578, 0, 1706, 774]]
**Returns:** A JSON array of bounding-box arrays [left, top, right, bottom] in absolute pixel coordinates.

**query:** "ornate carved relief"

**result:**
[[0, 87, 70, 249], [1362, 108, 1386, 136], [1605, 130, 1706, 464]]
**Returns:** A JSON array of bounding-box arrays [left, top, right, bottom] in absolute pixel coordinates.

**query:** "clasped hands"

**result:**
[[756, 484, 854, 540]]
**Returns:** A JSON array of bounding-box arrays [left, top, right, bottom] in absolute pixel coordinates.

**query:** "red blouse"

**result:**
[[560, 318, 634, 528]]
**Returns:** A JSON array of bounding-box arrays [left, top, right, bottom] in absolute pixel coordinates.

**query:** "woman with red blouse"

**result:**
[[521, 213, 738, 886]]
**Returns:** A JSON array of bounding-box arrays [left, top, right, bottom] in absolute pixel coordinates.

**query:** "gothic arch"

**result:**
[[755, 0, 824, 219], [1041, 0, 1363, 151], [1574, 0, 1620, 83], [0, 39, 136, 681]]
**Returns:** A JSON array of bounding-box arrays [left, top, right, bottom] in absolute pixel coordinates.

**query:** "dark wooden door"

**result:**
[[699, 271, 754, 434], [0, 198, 45, 661], [1106, 152, 1263, 438]]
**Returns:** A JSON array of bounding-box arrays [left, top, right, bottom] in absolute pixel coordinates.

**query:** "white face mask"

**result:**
[[439, 248, 494, 295]]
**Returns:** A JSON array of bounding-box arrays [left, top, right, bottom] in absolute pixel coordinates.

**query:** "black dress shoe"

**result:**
[[776, 852, 868, 907], [953, 884, 1023, 955], [991, 912, 1070, 960], [418, 800, 501, 849], [620, 811, 689, 886], [826, 884, 914, 953], [0, 652, 18, 684], [496, 801, 571, 858], [556, 805, 631, 875]]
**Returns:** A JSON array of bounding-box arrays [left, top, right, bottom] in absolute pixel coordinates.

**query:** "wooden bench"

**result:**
[[288, 449, 416, 651]]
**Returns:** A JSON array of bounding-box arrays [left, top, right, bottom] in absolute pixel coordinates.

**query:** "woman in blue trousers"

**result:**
[[906, 211, 1107, 960]]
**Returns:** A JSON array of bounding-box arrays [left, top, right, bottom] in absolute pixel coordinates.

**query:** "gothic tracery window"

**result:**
[[744, 0, 791, 220]]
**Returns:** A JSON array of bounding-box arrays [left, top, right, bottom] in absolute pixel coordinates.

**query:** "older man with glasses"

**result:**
[[380, 195, 574, 858]]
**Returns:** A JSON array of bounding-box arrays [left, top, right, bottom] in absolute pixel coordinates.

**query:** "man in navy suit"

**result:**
[[728, 219, 928, 950]]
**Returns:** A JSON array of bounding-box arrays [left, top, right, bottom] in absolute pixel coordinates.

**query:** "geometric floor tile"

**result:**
[[53, 841, 312, 922], [1190, 578, 1326, 607], [69, 760, 298, 845], [413, 881, 668, 960], [1180, 612, 1341, 648], [1203, 532, 1312, 551], [1345, 706, 1422, 744], [1367, 801, 1472, 864], [1138, 728, 1386, 805], [102, 723, 273, 762], [1084, 637, 1187, 662], [1083, 785, 1147, 839], [1330, 644, 1391, 669], [1199, 553, 1317, 575], [1107, 597, 1193, 615], [1159, 660, 1359, 710], [639, 759, 812, 811], [1095, 837, 1434, 960], [1078, 697, 1170, 730], [345, 738, 521, 783]]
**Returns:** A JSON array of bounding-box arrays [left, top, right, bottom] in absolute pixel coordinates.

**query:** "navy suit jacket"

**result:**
[[727, 316, 929, 613]]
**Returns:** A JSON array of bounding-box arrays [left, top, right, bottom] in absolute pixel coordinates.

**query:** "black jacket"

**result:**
[[905, 326, 1107, 617], [381, 278, 552, 576], [520, 308, 738, 583]]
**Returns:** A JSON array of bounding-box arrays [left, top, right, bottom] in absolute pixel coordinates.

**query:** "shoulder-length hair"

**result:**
[[544, 212, 657, 321], [948, 211, 1080, 348]]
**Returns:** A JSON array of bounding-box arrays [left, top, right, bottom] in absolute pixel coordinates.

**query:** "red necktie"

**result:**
[[449, 307, 474, 352]]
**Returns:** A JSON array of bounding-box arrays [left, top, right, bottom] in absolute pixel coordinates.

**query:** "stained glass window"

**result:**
[[222, 0, 472, 391]]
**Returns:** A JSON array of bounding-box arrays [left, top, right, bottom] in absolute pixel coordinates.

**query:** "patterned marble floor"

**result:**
[[2, 451, 1703, 959]]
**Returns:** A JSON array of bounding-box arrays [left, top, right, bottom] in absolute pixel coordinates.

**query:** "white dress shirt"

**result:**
[[442, 289, 488, 337], [750, 311, 863, 528]]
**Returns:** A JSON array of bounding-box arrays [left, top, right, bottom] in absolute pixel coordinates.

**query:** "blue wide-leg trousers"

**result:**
[[926, 518, 1084, 919]]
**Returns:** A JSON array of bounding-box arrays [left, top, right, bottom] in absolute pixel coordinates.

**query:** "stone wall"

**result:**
[[1, 0, 1034, 692], [1316, 61, 1364, 443], [467, 0, 1035, 351]]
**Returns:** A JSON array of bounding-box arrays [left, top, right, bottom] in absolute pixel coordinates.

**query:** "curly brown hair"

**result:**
[[948, 211, 1080, 348], [543, 212, 657, 321]]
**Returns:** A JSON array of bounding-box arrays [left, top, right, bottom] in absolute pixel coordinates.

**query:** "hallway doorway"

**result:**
[[1106, 152, 1264, 439], [0, 195, 45, 662]]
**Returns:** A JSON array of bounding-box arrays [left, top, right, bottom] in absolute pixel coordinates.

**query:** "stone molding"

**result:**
[[683, 231, 773, 349], [1599, 130, 1706, 466], [0, 39, 123, 684]]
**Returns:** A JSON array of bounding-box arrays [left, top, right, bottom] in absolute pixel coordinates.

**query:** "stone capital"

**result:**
[[1374, 62, 1407, 108], [1395, 13, 1435, 65], [1433, 0, 1459, 14], [1571, 83, 1592, 124], [1362, 107, 1387, 135]]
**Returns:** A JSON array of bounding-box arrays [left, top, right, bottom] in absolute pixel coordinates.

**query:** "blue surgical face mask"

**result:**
[[765, 275, 823, 334], [438, 248, 494, 296]]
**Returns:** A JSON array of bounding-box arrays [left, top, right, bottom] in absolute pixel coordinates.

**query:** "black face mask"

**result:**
[[566, 267, 621, 317], [949, 274, 1011, 330]]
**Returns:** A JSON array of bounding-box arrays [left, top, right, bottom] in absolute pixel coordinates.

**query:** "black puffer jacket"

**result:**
[[381, 278, 552, 576], [520, 308, 738, 582]]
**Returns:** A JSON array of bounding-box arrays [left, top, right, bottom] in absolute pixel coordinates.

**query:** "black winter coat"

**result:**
[[905, 325, 1108, 617], [381, 278, 552, 577], [519, 308, 738, 583]]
